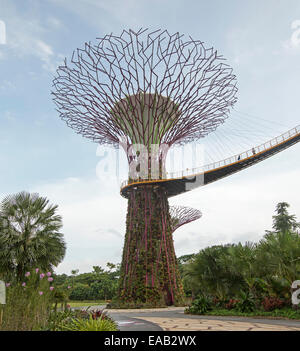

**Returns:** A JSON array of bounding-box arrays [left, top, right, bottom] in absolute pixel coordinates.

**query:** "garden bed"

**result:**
[[185, 307, 300, 320]]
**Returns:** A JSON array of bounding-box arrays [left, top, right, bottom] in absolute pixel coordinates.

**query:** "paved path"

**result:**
[[75, 304, 162, 331], [79, 305, 300, 331]]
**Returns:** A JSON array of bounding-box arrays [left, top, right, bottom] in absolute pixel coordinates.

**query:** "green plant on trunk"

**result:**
[[117, 185, 184, 307]]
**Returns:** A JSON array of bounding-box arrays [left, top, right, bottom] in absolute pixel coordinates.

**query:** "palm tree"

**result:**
[[271, 202, 300, 233], [184, 245, 244, 300], [256, 231, 300, 289], [0, 191, 66, 280]]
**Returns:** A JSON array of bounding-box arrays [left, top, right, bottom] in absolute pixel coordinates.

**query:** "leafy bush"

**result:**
[[58, 315, 118, 331], [212, 297, 228, 309], [261, 297, 285, 311], [45, 309, 79, 331], [75, 308, 114, 322], [184, 296, 212, 315], [69, 284, 92, 300], [46, 307, 116, 331], [235, 292, 256, 313], [225, 299, 239, 310]]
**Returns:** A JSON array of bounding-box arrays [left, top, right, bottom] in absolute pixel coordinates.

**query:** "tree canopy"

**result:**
[[0, 192, 66, 280]]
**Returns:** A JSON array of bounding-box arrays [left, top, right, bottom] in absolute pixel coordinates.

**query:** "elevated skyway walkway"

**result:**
[[120, 125, 300, 198]]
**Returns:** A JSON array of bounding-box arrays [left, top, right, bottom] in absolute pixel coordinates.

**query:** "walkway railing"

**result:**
[[120, 125, 300, 189]]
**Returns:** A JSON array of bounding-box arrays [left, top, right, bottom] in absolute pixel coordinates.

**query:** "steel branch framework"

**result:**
[[170, 206, 202, 232], [52, 28, 238, 149]]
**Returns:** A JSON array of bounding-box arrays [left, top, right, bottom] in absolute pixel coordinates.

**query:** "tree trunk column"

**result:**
[[118, 185, 184, 306]]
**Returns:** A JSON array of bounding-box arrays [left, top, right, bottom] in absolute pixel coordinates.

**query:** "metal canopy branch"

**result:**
[[52, 28, 238, 149], [170, 206, 202, 232]]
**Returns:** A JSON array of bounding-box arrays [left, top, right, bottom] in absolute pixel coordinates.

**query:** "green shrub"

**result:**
[[45, 309, 78, 331], [58, 315, 118, 331], [212, 297, 228, 309], [261, 297, 285, 311], [235, 292, 256, 313], [184, 295, 212, 315], [69, 284, 92, 300], [225, 299, 239, 310], [45, 307, 117, 331]]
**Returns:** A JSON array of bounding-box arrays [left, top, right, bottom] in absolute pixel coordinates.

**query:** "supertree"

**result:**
[[170, 206, 202, 233], [52, 28, 238, 306]]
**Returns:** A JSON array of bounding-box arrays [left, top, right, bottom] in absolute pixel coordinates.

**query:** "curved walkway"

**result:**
[[105, 307, 300, 331], [78, 305, 300, 331]]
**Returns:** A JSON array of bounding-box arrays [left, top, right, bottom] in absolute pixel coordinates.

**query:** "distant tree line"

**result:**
[[54, 263, 120, 301]]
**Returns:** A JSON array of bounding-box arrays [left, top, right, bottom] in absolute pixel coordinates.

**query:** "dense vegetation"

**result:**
[[0, 192, 117, 331], [182, 202, 300, 316], [53, 264, 119, 301]]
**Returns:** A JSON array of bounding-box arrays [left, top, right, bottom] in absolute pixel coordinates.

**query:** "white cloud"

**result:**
[[33, 40, 55, 72], [9, 33, 60, 72], [290, 20, 300, 47], [3, 110, 16, 122], [31, 176, 127, 274], [36, 40, 53, 57], [280, 20, 300, 53], [50, 0, 160, 32], [282, 39, 300, 53], [0, 80, 15, 92], [46, 17, 63, 30], [0, 0, 63, 72]]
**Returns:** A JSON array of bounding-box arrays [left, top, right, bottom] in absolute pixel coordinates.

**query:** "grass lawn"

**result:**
[[52, 300, 108, 309], [67, 300, 108, 308]]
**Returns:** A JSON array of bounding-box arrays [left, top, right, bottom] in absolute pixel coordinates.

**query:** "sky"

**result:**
[[0, 0, 299, 274]]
